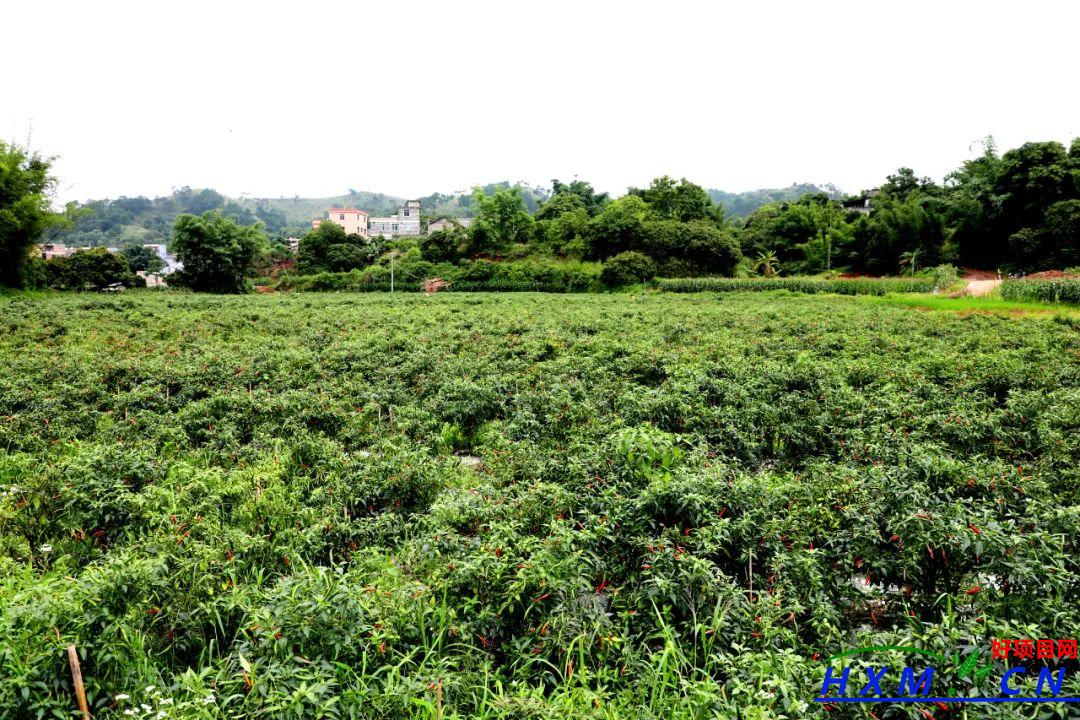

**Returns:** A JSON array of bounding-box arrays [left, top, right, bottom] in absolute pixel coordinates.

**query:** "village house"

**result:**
[[369, 200, 421, 238], [842, 188, 879, 215], [312, 208, 369, 236], [37, 243, 73, 260], [427, 217, 473, 234], [143, 243, 183, 274]]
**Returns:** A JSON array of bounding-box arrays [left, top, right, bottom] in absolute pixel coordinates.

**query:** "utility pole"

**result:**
[[389, 249, 399, 293]]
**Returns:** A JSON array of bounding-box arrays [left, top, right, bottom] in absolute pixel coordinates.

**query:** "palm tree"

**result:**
[[899, 248, 922, 277], [755, 251, 779, 278]]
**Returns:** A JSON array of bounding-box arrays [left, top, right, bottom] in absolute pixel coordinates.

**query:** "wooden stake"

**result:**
[[435, 678, 443, 720], [67, 644, 90, 720]]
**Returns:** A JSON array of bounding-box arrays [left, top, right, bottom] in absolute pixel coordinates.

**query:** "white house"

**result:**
[[369, 200, 421, 238], [143, 243, 183, 274]]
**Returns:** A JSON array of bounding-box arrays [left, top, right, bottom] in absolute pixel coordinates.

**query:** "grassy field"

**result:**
[[2, 291, 1079, 718], [863, 293, 1080, 316]]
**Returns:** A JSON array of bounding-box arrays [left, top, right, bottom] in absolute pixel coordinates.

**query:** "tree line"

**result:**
[[2, 136, 1078, 292]]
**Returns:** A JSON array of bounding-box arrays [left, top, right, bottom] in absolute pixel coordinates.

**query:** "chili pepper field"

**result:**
[[1, 291, 1078, 718]]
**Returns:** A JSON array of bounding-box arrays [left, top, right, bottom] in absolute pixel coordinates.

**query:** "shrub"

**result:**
[[420, 225, 469, 263], [929, 263, 958, 290], [601, 251, 656, 287]]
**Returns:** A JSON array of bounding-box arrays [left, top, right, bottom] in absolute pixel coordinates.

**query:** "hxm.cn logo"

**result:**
[[816, 638, 1080, 706]]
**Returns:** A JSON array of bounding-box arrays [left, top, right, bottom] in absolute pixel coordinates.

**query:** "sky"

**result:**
[[5, 0, 1080, 205]]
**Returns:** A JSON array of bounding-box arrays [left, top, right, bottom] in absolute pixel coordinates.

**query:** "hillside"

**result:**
[[47, 181, 841, 249], [708, 182, 845, 217], [239, 182, 550, 228], [50, 182, 549, 248]]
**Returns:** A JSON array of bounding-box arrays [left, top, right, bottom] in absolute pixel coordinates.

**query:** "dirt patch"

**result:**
[[965, 279, 1002, 297], [961, 268, 1001, 281]]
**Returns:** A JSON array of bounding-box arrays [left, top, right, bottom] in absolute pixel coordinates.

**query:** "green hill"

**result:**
[[51, 182, 548, 248], [48, 181, 839, 249], [708, 183, 845, 218]]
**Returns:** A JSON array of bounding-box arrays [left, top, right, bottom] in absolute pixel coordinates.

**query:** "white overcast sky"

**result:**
[[5, 0, 1079, 204]]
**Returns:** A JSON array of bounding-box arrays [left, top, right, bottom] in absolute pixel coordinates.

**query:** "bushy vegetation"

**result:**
[[43, 247, 139, 289], [168, 212, 263, 294], [279, 258, 603, 293], [2, 292, 1078, 717], [1000, 278, 1080, 304], [0, 142, 59, 288], [656, 276, 936, 295], [599, 251, 655, 288]]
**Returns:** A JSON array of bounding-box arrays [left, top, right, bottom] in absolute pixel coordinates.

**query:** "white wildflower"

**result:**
[[202, 694, 216, 704], [39, 544, 53, 553], [141, 703, 152, 712], [115, 693, 130, 701]]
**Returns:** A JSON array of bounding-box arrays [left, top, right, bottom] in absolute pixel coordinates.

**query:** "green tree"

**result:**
[[899, 248, 922, 276], [121, 245, 166, 273], [45, 248, 138, 289], [585, 195, 650, 259], [629, 176, 716, 223], [468, 186, 534, 255], [549, 179, 610, 216], [169, 211, 263, 293], [420, 223, 469, 263], [754, 251, 779, 277], [0, 143, 60, 287], [296, 222, 376, 274], [1007, 199, 1080, 270], [325, 244, 367, 272], [534, 192, 586, 222], [947, 140, 1078, 269], [640, 220, 741, 276], [740, 194, 852, 274]]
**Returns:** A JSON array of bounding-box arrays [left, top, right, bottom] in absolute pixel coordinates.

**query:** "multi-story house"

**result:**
[[369, 200, 421, 238], [313, 208, 370, 236]]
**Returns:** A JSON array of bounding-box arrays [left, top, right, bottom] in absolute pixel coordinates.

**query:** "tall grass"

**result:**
[[1000, 278, 1080, 304], [656, 277, 935, 295]]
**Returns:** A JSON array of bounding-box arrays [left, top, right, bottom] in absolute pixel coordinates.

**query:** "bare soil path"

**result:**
[[965, 279, 1002, 296]]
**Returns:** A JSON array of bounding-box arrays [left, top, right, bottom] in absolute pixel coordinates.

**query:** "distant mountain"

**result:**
[[708, 183, 845, 218], [50, 182, 549, 248]]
